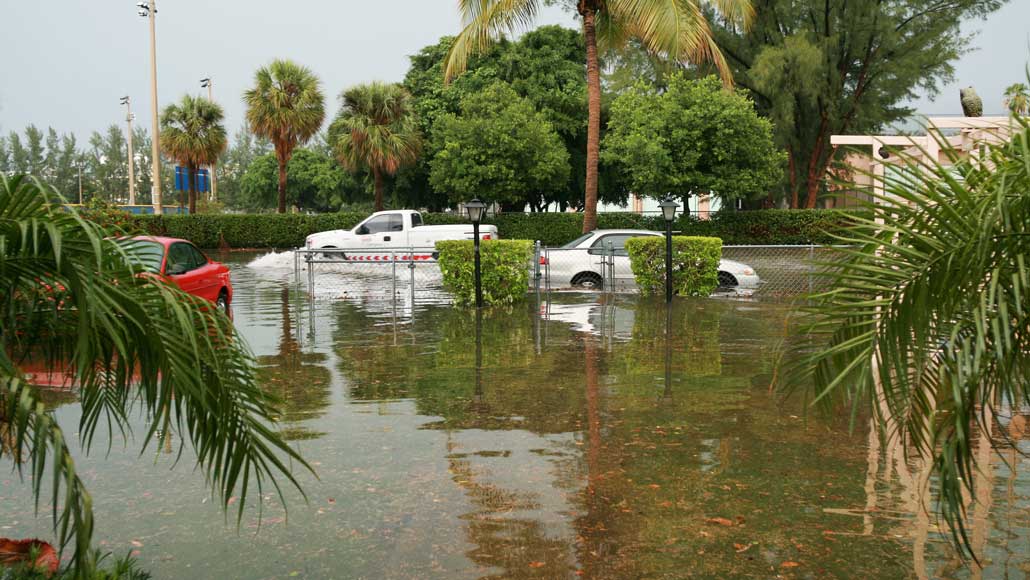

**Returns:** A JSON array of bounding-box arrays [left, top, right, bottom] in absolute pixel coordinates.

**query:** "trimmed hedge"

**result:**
[[625, 236, 722, 297], [118, 209, 861, 249], [436, 240, 534, 306]]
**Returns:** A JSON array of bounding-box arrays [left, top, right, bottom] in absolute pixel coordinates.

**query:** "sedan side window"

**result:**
[[187, 244, 209, 269], [166, 243, 195, 275]]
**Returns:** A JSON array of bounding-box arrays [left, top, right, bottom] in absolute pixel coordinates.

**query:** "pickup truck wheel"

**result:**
[[320, 246, 346, 261], [572, 272, 603, 290]]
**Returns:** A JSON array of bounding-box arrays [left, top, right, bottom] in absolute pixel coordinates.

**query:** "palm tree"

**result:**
[[0, 175, 308, 574], [244, 59, 325, 214], [444, 0, 753, 232], [1004, 82, 1030, 116], [160, 95, 227, 215], [801, 119, 1030, 555], [329, 82, 422, 212]]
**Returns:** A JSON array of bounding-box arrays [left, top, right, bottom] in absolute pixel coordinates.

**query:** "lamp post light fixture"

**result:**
[[138, 0, 162, 214], [659, 196, 679, 303], [465, 198, 488, 308]]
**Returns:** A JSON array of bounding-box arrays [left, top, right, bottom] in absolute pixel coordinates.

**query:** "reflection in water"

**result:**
[[5, 253, 1030, 579]]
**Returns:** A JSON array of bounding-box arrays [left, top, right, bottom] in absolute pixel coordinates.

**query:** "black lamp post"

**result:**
[[465, 198, 488, 308], [659, 196, 679, 303]]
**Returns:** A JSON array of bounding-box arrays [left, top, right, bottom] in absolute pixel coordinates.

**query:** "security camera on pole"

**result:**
[[200, 77, 217, 202], [137, 0, 162, 214], [120, 96, 136, 206]]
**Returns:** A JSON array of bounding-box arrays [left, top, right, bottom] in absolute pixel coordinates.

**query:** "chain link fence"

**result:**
[[293, 248, 451, 309], [293, 244, 847, 306]]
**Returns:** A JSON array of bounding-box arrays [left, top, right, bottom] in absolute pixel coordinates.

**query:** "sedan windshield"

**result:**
[[116, 239, 165, 273]]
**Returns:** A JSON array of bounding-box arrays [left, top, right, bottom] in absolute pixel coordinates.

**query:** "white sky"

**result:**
[[0, 0, 1026, 140]]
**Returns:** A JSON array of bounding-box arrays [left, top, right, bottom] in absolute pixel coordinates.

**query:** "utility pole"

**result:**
[[120, 96, 136, 205], [200, 77, 217, 202], [78, 163, 83, 205], [138, 0, 162, 214]]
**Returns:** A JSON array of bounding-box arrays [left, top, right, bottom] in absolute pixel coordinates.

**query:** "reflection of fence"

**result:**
[[293, 248, 451, 307]]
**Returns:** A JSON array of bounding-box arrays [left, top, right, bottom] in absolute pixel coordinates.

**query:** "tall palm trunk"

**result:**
[[277, 152, 288, 214], [188, 164, 197, 215], [373, 167, 385, 212], [581, 6, 601, 233]]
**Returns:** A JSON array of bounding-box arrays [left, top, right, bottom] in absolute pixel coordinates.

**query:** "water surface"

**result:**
[[2, 252, 1028, 579]]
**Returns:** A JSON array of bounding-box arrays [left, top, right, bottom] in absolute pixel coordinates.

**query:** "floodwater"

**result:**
[[2, 252, 1029, 579]]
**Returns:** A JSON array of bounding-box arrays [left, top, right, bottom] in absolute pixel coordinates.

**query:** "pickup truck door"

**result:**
[[355, 214, 404, 249]]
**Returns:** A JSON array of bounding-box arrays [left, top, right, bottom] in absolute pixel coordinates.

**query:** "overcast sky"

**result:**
[[1, 0, 1027, 141]]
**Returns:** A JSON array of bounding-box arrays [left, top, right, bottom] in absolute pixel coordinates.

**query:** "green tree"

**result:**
[[801, 119, 1030, 554], [239, 148, 367, 212], [160, 95, 228, 215], [445, 0, 753, 232], [329, 82, 422, 212], [429, 82, 569, 208], [0, 175, 307, 574], [710, 0, 1005, 208], [602, 74, 783, 203], [23, 125, 45, 177], [219, 125, 273, 209], [8, 131, 28, 174], [0, 135, 9, 173], [244, 59, 326, 214], [84, 126, 128, 203], [1004, 82, 1030, 116]]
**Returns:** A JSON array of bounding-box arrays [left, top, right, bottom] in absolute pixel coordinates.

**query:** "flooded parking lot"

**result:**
[[3, 251, 1028, 579]]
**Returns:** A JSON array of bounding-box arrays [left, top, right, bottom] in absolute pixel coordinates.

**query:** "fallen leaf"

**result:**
[[130, 540, 143, 547], [781, 561, 800, 568], [704, 517, 735, 527], [529, 561, 546, 568]]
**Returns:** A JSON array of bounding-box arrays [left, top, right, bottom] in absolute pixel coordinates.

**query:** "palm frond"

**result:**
[[794, 118, 1030, 556], [444, 0, 540, 82], [0, 175, 312, 574]]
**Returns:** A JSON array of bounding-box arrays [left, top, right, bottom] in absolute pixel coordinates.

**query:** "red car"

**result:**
[[119, 236, 233, 311]]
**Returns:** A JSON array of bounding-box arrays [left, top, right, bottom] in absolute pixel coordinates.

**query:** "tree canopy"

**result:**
[[602, 74, 783, 203], [709, 0, 1006, 208], [429, 82, 569, 209], [239, 148, 368, 212]]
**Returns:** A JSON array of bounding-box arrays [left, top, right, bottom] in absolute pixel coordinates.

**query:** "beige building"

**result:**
[[827, 116, 1018, 207]]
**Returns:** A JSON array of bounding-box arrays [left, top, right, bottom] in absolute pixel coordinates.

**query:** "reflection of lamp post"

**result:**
[[659, 196, 679, 304], [473, 308, 483, 405], [465, 198, 488, 308], [662, 304, 673, 402]]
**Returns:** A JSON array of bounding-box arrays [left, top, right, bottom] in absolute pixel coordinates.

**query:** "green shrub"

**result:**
[[436, 240, 533, 306], [625, 236, 722, 296]]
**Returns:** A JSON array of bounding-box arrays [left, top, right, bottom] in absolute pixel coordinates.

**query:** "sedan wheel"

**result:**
[[216, 292, 230, 313]]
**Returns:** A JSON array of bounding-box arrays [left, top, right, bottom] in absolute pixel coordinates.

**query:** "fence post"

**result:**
[[533, 240, 542, 293], [808, 245, 815, 295], [409, 246, 416, 309], [605, 240, 615, 293], [307, 252, 314, 295], [544, 247, 551, 294], [294, 248, 299, 287], [391, 249, 397, 302]]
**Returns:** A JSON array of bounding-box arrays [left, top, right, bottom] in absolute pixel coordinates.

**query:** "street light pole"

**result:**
[[120, 96, 136, 206], [139, 0, 162, 214], [200, 77, 217, 202], [659, 196, 680, 304], [465, 198, 488, 309]]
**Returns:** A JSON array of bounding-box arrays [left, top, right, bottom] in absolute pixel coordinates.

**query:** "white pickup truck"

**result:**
[[304, 210, 498, 258]]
